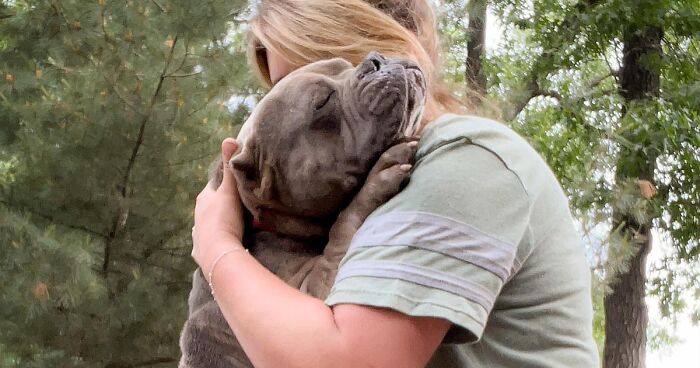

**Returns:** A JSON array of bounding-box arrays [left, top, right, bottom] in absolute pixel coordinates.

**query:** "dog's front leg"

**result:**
[[303, 140, 418, 299]]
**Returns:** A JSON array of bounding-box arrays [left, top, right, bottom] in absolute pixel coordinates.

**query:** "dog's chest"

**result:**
[[247, 231, 323, 276]]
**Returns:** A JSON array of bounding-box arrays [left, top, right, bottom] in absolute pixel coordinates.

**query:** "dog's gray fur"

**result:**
[[179, 52, 426, 368]]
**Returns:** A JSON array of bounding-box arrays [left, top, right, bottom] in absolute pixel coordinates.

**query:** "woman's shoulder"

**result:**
[[417, 114, 556, 199], [418, 114, 537, 162]]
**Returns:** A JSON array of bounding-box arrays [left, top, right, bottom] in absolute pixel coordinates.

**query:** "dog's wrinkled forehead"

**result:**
[[235, 58, 354, 144], [282, 58, 354, 83]]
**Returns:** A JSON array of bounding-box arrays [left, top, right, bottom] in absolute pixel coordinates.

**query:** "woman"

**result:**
[[192, 1, 600, 367]]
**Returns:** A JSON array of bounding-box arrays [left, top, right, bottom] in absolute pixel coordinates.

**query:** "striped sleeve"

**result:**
[[325, 140, 532, 343]]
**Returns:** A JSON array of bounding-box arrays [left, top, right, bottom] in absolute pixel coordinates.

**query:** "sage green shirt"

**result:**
[[325, 114, 600, 367]]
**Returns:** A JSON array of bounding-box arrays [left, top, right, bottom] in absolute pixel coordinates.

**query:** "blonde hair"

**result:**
[[247, 0, 471, 126]]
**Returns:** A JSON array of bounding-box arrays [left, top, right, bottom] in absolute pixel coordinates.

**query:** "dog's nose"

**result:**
[[358, 51, 386, 76], [367, 51, 386, 70]]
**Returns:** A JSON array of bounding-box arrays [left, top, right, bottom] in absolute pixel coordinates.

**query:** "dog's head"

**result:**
[[230, 52, 426, 237]]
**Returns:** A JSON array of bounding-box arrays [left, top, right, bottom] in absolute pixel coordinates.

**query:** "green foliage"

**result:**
[[439, 0, 699, 355], [436, 0, 471, 88], [0, 0, 257, 365], [0, 205, 106, 367], [486, 0, 698, 303], [646, 318, 682, 354], [1, 0, 698, 364]]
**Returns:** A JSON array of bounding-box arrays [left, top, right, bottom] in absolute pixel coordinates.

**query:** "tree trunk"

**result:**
[[465, 0, 487, 104], [603, 25, 662, 368]]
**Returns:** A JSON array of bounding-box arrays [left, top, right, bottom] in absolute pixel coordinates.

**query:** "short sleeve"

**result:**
[[324, 139, 532, 344]]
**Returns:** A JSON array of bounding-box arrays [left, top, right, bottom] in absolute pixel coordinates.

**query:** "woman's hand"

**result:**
[[192, 138, 246, 276]]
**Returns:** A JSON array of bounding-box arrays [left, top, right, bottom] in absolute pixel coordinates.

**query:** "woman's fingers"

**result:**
[[218, 138, 239, 193]]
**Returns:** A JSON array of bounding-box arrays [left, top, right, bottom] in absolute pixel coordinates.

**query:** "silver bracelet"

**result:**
[[207, 248, 248, 297]]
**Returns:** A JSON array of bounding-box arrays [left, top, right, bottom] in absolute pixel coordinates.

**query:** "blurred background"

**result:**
[[0, 0, 698, 367]]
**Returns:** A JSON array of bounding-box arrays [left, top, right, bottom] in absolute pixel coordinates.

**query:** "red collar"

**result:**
[[252, 218, 276, 232]]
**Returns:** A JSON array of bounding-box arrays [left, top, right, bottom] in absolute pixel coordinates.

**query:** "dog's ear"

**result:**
[[230, 142, 276, 201], [208, 157, 224, 189], [230, 145, 256, 180]]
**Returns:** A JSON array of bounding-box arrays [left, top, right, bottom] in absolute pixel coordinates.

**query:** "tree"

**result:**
[[438, 0, 492, 113], [482, 0, 699, 365], [2, 0, 697, 366], [465, 0, 487, 102], [604, 21, 662, 368], [0, 0, 256, 366]]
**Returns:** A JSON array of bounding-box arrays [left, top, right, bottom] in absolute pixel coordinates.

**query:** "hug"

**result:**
[[183, 1, 599, 367]]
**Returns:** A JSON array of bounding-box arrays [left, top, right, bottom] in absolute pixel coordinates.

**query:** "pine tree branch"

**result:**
[[165, 71, 202, 78], [97, 4, 117, 47], [150, 0, 167, 13], [88, 52, 142, 115], [0, 199, 108, 239], [166, 38, 191, 75], [103, 75, 142, 113], [103, 34, 180, 278], [185, 93, 227, 118], [124, 34, 179, 190], [46, 58, 76, 74]]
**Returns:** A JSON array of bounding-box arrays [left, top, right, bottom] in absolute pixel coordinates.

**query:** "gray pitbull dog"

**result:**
[[179, 52, 426, 368]]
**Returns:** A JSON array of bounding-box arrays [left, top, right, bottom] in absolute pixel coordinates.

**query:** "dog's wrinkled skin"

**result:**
[[179, 52, 426, 368]]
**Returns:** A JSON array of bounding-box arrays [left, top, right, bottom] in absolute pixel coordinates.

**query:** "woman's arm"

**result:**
[[211, 247, 449, 368], [192, 139, 449, 368]]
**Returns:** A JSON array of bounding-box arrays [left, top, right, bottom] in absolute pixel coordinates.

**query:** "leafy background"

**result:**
[[1, 0, 698, 367]]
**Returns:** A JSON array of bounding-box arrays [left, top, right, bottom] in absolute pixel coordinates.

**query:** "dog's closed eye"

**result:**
[[312, 87, 336, 111]]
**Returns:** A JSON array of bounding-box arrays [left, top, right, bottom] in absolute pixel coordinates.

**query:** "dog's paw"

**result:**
[[359, 139, 418, 209]]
